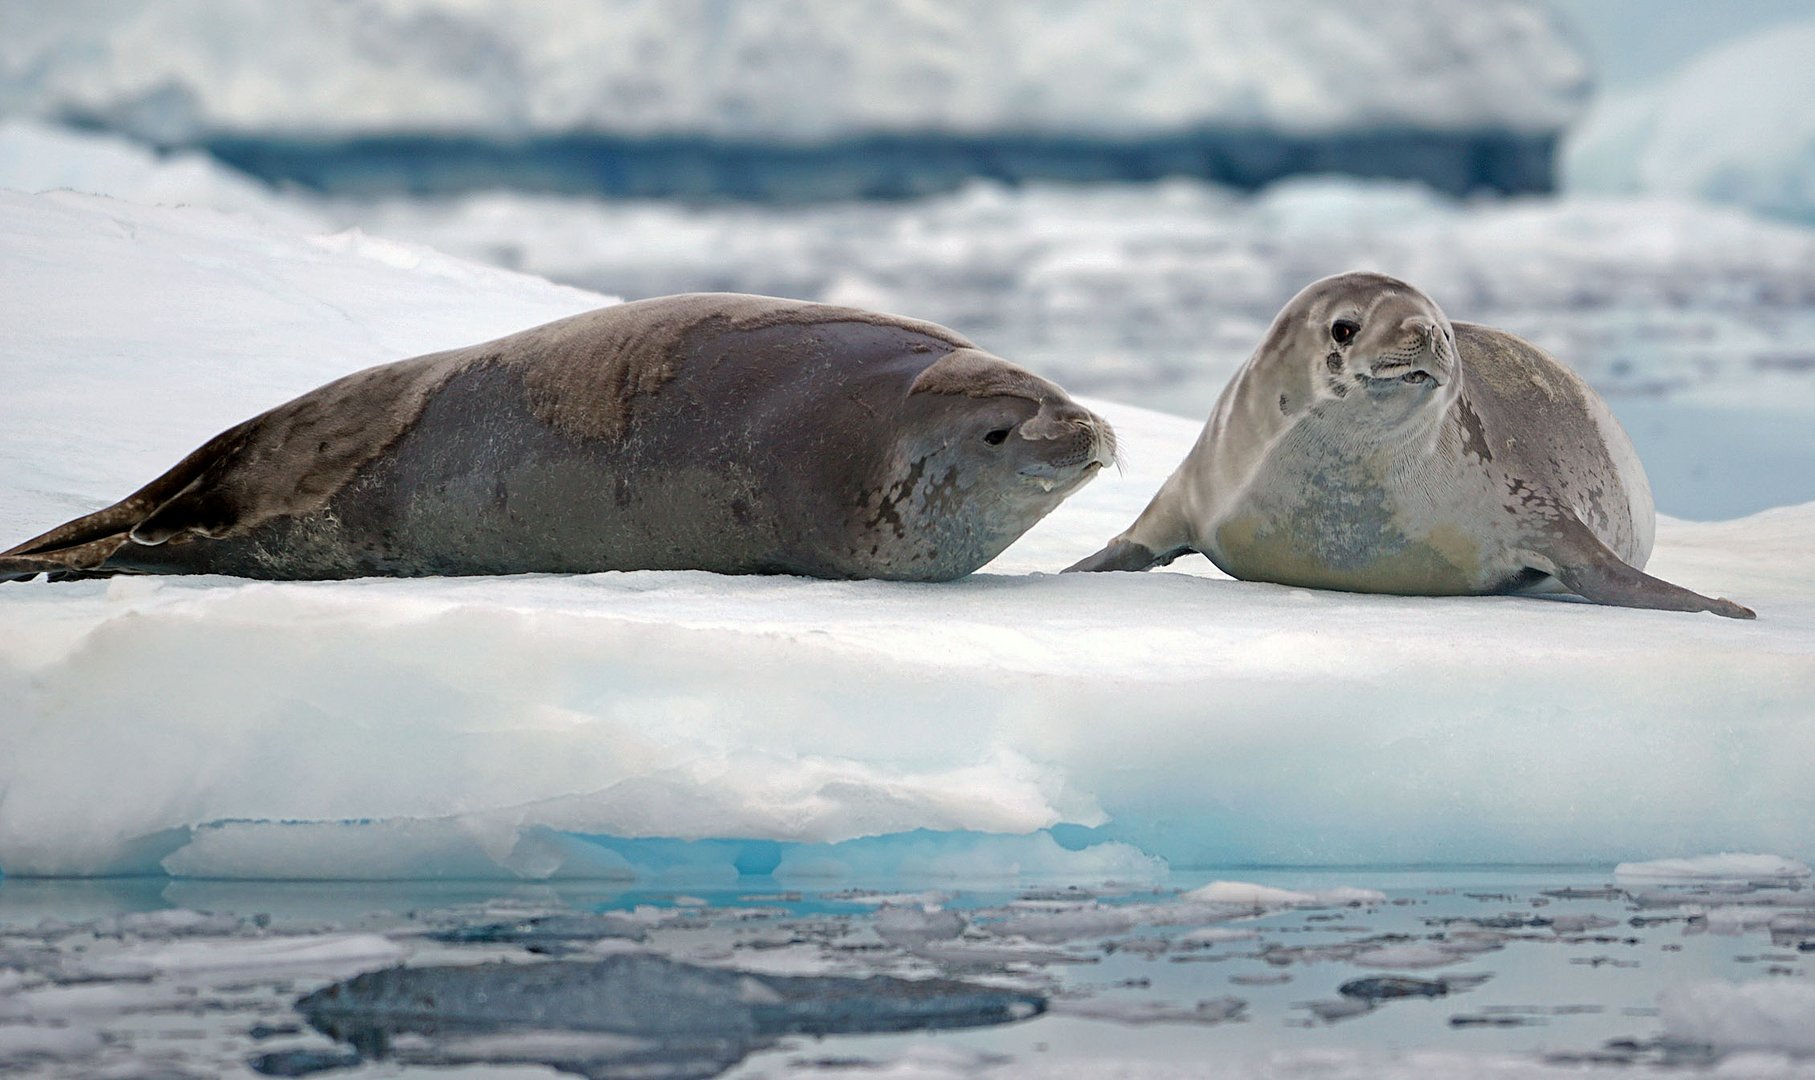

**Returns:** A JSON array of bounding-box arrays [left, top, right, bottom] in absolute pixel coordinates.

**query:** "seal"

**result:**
[[1066, 272, 1753, 618], [2, 293, 1114, 583]]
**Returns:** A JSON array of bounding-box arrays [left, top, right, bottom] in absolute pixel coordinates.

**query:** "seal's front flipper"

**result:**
[[1065, 474, 1201, 574], [1544, 516, 1755, 619], [1065, 538, 1164, 573]]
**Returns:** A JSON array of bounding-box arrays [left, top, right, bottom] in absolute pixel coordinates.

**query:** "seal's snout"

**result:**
[[1364, 316, 1453, 388], [1019, 401, 1099, 441], [1016, 402, 1116, 486]]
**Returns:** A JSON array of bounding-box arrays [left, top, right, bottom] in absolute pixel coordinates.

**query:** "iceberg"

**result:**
[[1564, 18, 1815, 223], [0, 1, 1586, 198]]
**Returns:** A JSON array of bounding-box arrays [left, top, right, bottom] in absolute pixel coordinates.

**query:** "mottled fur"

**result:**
[[1067, 272, 1752, 618]]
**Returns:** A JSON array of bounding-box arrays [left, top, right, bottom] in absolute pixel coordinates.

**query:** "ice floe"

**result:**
[[1, 189, 1812, 881]]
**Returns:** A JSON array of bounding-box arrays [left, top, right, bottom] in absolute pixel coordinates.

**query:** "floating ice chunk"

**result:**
[[1659, 980, 1815, 1057], [1615, 854, 1812, 882], [1768, 913, 1815, 947], [1183, 882, 1316, 906], [1102, 937, 1172, 958], [1303, 998, 1377, 1023], [1177, 928, 1261, 947], [831, 890, 957, 908], [873, 906, 967, 950], [904, 940, 1096, 968], [1, 982, 192, 1019], [1546, 914, 1621, 934], [0, 1023, 102, 1064], [425, 913, 648, 946], [386, 1030, 662, 1076], [1181, 882, 1387, 908], [1048, 996, 1245, 1025], [1229, 972, 1292, 987], [88, 909, 250, 939], [984, 905, 1138, 944], [1695, 907, 1801, 934], [1350, 945, 1470, 970], [1317, 887, 1392, 906], [81, 933, 406, 980]]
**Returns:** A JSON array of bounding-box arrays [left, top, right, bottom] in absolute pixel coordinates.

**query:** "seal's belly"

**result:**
[[1204, 439, 1530, 596], [1210, 511, 1492, 596]]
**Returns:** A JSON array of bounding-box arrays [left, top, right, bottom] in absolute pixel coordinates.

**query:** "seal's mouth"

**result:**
[[1359, 327, 1450, 389], [1019, 460, 1103, 493], [1358, 366, 1443, 389]]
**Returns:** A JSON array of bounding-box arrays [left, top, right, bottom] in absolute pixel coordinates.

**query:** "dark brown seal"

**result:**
[[2, 294, 1114, 583]]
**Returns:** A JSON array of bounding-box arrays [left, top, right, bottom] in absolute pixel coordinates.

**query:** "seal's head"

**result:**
[[1267, 272, 1459, 425], [857, 347, 1115, 579]]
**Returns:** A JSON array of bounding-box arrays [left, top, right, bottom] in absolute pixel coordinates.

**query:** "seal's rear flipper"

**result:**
[[1, 537, 129, 582], [1544, 516, 1755, 620], [0, 423, 254, 581]]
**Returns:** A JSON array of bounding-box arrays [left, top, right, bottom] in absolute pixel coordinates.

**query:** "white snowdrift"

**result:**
[[1, 190, 1811, 880], [1564, 18, 1815, 222], [0, 1, 1585, 141]]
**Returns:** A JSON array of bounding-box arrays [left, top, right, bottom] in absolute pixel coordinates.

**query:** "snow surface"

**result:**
[[0, 118, 318, 231], [1564, 17, 1815, 222], [1, 189, 1811, 880], [0, 1, 1585, 142]]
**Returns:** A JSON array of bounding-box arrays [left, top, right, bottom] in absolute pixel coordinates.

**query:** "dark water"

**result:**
[[0, 868, 1807, 1078], [188, 129, 1556, 203]]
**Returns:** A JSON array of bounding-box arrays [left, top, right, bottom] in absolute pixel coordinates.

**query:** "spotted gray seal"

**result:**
[[2, 293, 1114, 583], [1066, 272, 1753, 618]]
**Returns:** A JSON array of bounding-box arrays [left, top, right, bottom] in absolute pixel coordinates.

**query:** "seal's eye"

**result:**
[[1331, 320, 1360, 345], [983, 427, 1011, 446]]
